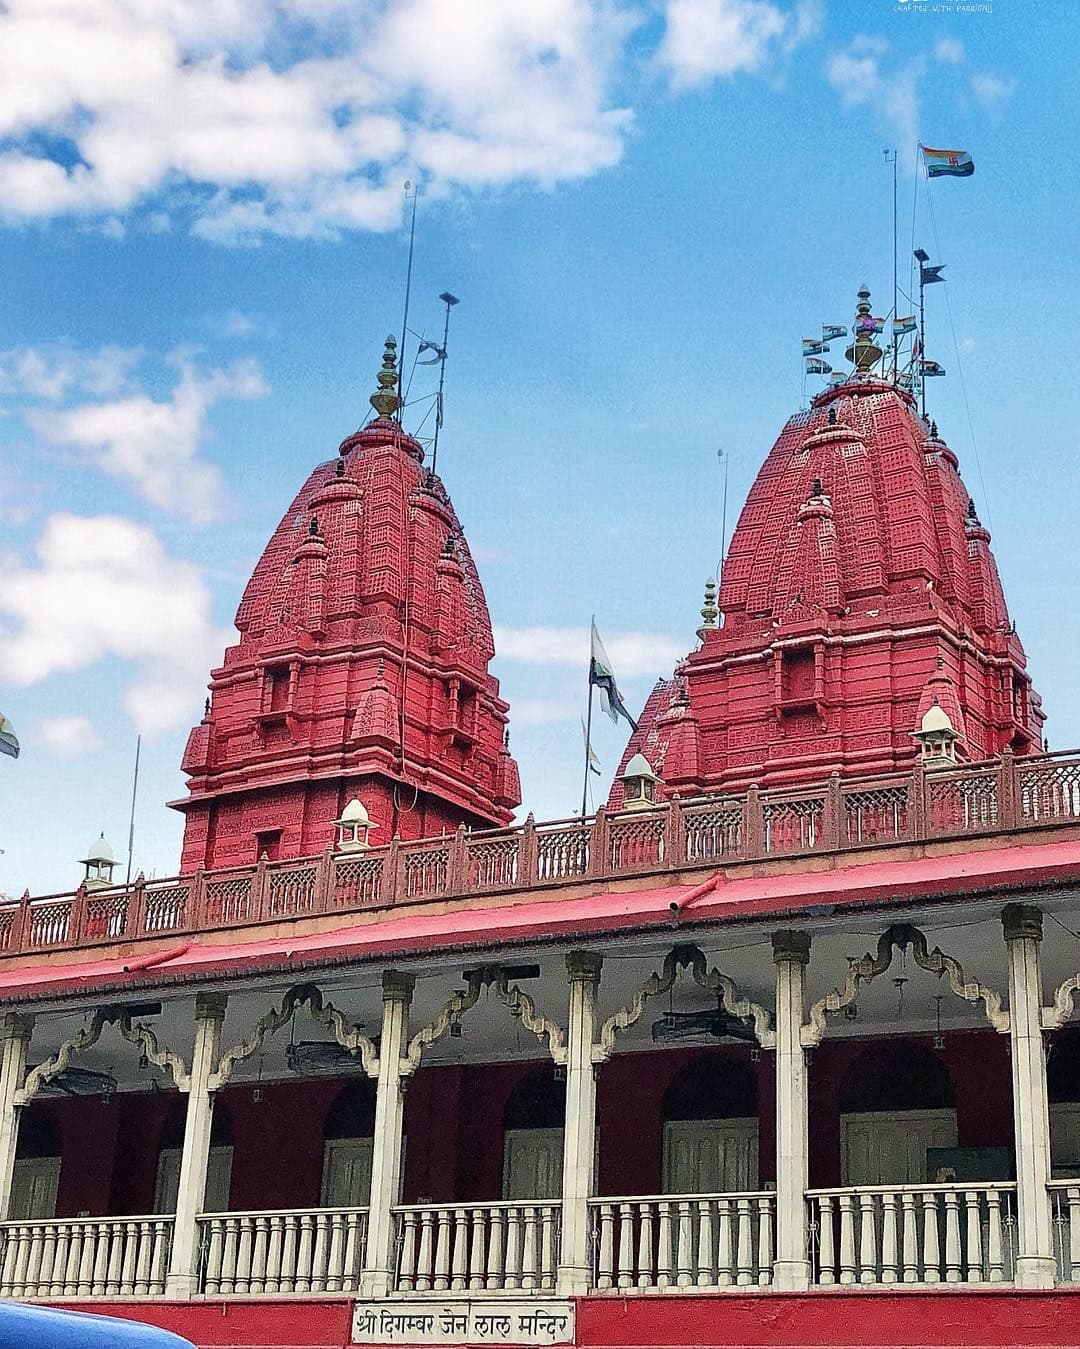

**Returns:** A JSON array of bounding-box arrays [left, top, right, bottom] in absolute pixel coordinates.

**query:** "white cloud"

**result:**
[[825, 37, 932, 156], [0, 344, 141, 402], [658, 0, 814, 88], [35, 715, 104, 758], [0, 513, 229, 734], [494, 626, 685, 677], [971, 72, 1016, 113], [25, 349, 268, 524], [934, 38, 964, 64], [0, 0, 641, 240]]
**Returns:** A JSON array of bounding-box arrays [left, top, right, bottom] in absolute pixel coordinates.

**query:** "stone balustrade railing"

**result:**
[[0, 1215, 171, 1299], [393, 1202, 560, 1293], [6, 748, 1080, 958], [808, 1184, 1016, 1286], [198, 1206, 368, 1295], [588, 1192, 775, 1290]]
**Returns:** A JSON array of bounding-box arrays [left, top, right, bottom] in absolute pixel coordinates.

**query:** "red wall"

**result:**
[[29, 1031, 1018, 1217]]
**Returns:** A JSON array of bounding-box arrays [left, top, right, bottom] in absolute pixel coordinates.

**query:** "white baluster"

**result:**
[[676, 1200, 694, 1287], [901, 1192, 919, 1283], [450, 1208, 469, 1291], [858, 1192, 878, 1284], [986, 1189, 1005, 1282], [50, 1224, 69, 1298], [736, 1198, 754, 1286], [880, 1191, 898, 1284], [235, 1216, 254, 1293], [944, 1190, 962, 1283], [296, 1213, 315, 1293], [310, 1212, 330, 1293], [265, 1215, 284, 1294], [596, 1204, 614, 1290], [78, 1223, 95, 1294], [656, 1201, 673, 1289], [1068, 1189, 1080, 1282], [618, 1203, 636, 1289], [717, 1198, 734, 1286], [326, 1212, 346, 1293], [434, 1209, 452, 1291], [488, 1208, 506, 1291], [102, 1223, 123, 1297], [696, 1199, 715, 1288], [469, 1207, 487, 1290], [757, 1197, 773, 1287], [26, 1223, 46, 1297], [249, 1214, 270, 1294], [540, 1206, 556, 1288], [280, 1214, 298, 1292], [521, 1205, 538, 1291], [134, 1220, 154, 1297], [837, 1195, 856, 1285], [38, 1223, 58, 1299], [63, 1223, 83, 1295], [415, 1210, 434, 1291], [150, 1220, 169, 1295], [921, 1191, 941, 1283], [344, 1212, 365, 1290], [965, 1190, 984, 1283], [397, 1210, 418, 1292]]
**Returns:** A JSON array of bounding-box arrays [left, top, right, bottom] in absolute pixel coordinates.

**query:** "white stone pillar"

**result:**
[[361, 971, 415, 1297], [0, 1013, 33, 1220], [1003, 903, 1056, 1287], [166, 992, 227, 1299], [558, 951, 602, 1295], [772, 931, 811, 1291]]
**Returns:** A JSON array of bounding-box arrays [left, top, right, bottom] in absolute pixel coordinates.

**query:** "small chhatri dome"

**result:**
[[333, 797, 378, 853], [920, 702, 955, 735], [79, 832, 117, 890], [82, 832, 115, 864]]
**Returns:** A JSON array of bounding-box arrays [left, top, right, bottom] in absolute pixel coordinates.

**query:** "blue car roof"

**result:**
[[0, 1302, 194, 1348]]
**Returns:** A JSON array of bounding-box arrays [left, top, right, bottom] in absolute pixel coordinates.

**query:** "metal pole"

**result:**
[[919, 265, 926, 419], [430, 292, 459, 478], [124, 734, 141, 889], [397, 183, 419, 422], [889, 149, 898, 380], [580, 682, 595, 819]]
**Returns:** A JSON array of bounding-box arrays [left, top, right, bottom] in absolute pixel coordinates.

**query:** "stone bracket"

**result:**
[[802, 922, 1010, 1047], [1043, 973, 1080, 1030], [594, 943, 775, 1063], [211, 982, 378, 1089], [402, 966, 567, 1076], [16, 1007, 191, 1104]]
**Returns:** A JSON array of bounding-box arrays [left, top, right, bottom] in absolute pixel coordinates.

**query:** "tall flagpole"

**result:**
[[581, 681, 595, 819], [397, 182, 419, 423], [885, 149, 898, 379], [124, 734, 141, 889]]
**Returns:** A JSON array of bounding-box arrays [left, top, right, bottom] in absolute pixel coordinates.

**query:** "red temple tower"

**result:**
[[619, 287, 1044, 798], [173, 337, 521, 871]]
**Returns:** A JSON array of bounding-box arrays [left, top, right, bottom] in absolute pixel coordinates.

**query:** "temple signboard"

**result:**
[[351, 1300, 575, 1345]]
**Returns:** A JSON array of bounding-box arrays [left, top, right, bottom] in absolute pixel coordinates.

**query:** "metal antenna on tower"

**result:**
[[396, 181, 420, 422], [429, 291, 459, 478]]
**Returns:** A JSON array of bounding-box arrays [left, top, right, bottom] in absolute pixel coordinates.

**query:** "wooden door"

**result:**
[[10, 1157, 60, 1220], [503, 1128, 564, 1200], [320, 1138, 374, 1207], [153, 1145, 233, 1214], [840, 1109, 957, 1186], [662, 1118, 759, 1194]]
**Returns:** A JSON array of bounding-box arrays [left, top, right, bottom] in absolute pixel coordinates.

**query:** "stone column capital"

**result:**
[[2, 1012, 34, 1041], [1003, 903, 1043, 943], [382, 970, 416, 1003], [566, 951, 603, 983], [194, 992, 228, 1022], [772, 931, 811, 966]]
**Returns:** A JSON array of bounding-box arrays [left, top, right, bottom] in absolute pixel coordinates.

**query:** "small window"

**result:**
[[267, 666, 290, 712], [255, 829, 282, 862], [783, 647, 815, 703]]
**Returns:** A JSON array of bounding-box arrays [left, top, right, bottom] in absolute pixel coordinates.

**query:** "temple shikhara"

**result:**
[[2, 291, 1080, 1349]]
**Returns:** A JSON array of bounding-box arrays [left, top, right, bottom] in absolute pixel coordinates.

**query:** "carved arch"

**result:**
[[16, 1009, 190, 1105], [402, 967, 566, 1076], [594, 944, 775, 1063], [801, 923, 1010, 1048], [211, 983, 378, 1089]]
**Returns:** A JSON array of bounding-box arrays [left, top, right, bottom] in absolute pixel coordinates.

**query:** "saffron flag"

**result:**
[[590, 620, 638, 731], [581, 719, 601, 775], [0, 715, 19, 760], [922, 146, 974, 178], [805, 357, 832, 375], [802, 338, 827, 356], [893, 315, 917, 335], [822, 324, 847, 343], [919, 358, 946, 377]]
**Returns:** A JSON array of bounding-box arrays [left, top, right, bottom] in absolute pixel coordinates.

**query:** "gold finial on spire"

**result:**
[[699, 577, 718, 634], [370, 335, 401, 419], [844, 285, 884, 374]]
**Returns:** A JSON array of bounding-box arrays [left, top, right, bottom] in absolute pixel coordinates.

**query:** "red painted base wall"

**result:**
[[68, 1290, 1080, 1349]]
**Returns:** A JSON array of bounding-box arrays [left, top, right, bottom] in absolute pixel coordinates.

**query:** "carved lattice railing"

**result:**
[[6, 748, 1080, 956]]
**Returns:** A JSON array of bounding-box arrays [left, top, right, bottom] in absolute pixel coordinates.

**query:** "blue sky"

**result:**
[[0, 0, 1075, 897]]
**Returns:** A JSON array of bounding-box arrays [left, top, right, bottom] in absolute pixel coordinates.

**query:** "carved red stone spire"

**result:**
[[174, 337, 520, 871], [616, 287, 1044, 797]]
